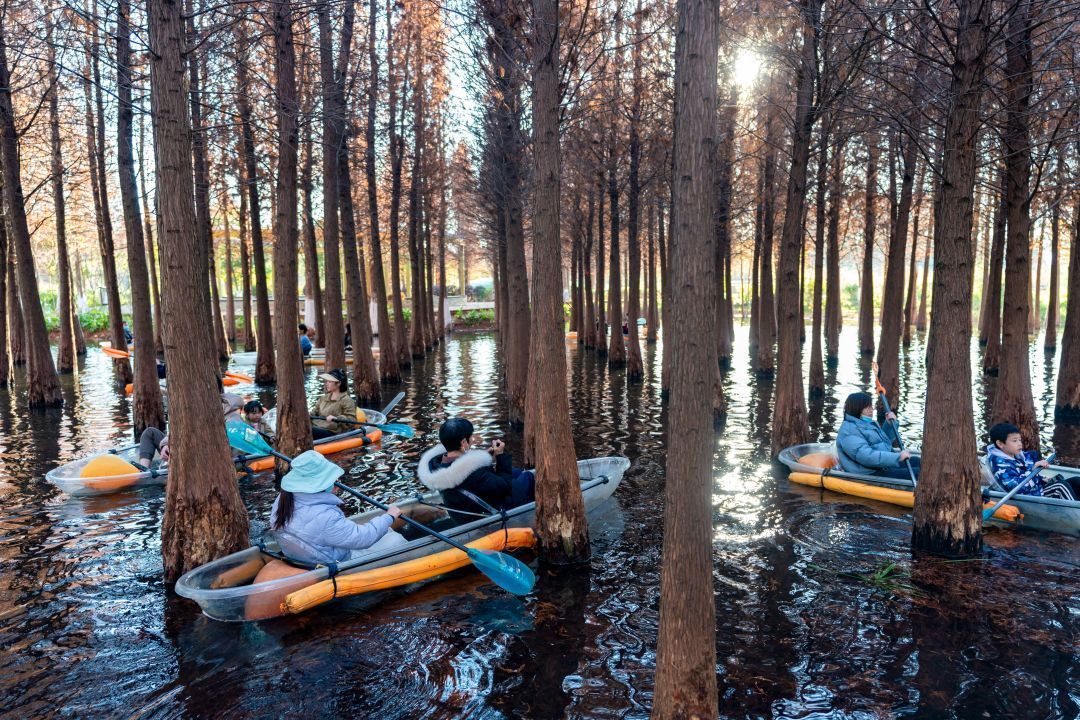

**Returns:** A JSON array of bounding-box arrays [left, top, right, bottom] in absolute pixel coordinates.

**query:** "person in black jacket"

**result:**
[[417, 418, 535, 519]]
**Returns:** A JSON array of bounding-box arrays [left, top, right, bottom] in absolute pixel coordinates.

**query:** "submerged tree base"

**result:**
[[911, 524, 982, 559]]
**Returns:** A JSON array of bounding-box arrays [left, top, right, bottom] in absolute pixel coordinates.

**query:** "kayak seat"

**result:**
[[80, 453, 139, 478], [799, 452, 838, 470]]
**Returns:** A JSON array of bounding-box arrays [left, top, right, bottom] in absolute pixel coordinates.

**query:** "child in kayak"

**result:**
[[242, 400, 266, 429], [835, 392, 920, 479], [310, 369, 357, 439], [418, 417, 535, 519], [986, 423, 1079, 500], [270, 449, 405, 565]]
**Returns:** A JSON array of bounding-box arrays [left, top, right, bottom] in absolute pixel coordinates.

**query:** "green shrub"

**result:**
[[453, 308, 495, 326], [40, 290, 58, 312], [44, 312, 60, 332], [79, 308, 110, 333]]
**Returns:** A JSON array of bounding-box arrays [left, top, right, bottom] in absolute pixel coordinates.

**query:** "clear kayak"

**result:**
[[45, 410, 388, 497], [778, 443, 1080, 537], [176, 457, 630, 621]]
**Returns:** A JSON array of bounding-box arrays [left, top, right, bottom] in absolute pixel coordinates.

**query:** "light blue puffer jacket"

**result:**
[[269, 491, 395, 565], [835, 414, 900, 474]]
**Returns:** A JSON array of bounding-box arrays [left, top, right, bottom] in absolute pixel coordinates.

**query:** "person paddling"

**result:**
[[418, 418, 535, 520], [269, 449, 405, 565], [986, 423, 1080, 501], [835, 392, 920, 479], [310, 369, 356, 439]]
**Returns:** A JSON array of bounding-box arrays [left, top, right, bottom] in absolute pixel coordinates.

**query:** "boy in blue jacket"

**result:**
[[985, 422, 1080, 500]]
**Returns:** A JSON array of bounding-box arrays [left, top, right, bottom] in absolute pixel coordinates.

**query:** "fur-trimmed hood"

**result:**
[[417, 444, 495, 491]]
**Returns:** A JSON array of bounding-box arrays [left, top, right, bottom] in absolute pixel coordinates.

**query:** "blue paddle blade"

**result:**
[[225, 421, 274, 456], [374, 422, 415, 438], [466, 548, 536, 596]]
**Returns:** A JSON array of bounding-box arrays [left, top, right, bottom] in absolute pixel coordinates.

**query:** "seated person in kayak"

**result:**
[[243, 400, 266, 429], [299, 323, 313, 357], [270, 450, 405, 565], [418, 417, 535, 517], [137, 391, 249, 466], [311, 369, 356, 440], [835, 392, 920, 479], [986, 423, 1080, 501]]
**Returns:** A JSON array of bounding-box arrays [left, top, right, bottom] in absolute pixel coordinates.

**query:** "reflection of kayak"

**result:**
[[175, 457, 629, 621], [46, 425, 383, 496], [778, 443, 1080, 536]]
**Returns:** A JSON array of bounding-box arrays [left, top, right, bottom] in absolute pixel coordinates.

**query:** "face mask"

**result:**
[[861, 414, 875, 424]]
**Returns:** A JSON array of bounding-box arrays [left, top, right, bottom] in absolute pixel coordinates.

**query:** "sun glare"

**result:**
[[733, 49, 762, 89]]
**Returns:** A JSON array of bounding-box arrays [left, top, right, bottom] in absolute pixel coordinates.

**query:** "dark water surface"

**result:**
[[0, 327, 1076, 718]]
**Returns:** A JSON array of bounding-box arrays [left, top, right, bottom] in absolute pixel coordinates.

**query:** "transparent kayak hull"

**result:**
[[46, 414, 388, 497], [778, 443, 1080, 537], [176, 457, 630, 621]]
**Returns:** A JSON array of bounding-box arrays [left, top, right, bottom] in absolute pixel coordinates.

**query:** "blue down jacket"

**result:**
[[835, 414, 900, 474]]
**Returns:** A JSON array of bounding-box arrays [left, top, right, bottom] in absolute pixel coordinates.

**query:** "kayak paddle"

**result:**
[[983, 451, 1055, 521], [223, 421, 535, 596], [873, 363, 917, 487], [380, 391, 406, 418], [311, 415, 415, 438]]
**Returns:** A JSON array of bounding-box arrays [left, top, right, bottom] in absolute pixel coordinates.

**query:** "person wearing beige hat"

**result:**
[[311, 368, 356, 439]]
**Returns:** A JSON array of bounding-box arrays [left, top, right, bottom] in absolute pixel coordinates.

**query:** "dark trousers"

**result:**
[[509, 468, 536, 507], [873, 456, 921, 481], [312, 426, 337, 440], [138, 427, 166, 461]]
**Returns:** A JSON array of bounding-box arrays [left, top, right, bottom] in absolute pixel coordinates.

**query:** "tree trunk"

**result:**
[[1032, 230, 1043, 335], [185, 13, 226, 365], [365, 0, 399, 384], [388, 18, 411, 371], [316, 0, 348, 371], [715, 85, 736, 367], [583, 188, 597, 348], [624, 0, 644, 380], [1055, 199, 1080, 415], [646, 191, 658, 344], [46, 19, 75, 374], [653, 0, 720, 712], [770, 0, 819, 456], [606, 142, 626, 366], [916, 234, 930, 331], [0, 201, 8, 387], [596, 173, 606, 356], [809, 128, 827, 397], [407, 33, 427, 360], [824, 137, 844, 361], [0, 20, 62, 406], [982, 178, 1006, 373], [6, 235, 23, 367], [151, 0, 249, 581], [222, 196, 236, 344], [301, 126, 325, 345], [911, 0, 990, 557], [755, 109, 778, 372], [991, 0, 1038, 449], [529, 0, 589, 563], [903, 168, 924, 347], [118, 0, 165, 433], [270, 0, 314, 465], [235, 38, 276, 383], [858, 136, 878, 356], [140, 114, 164, 354], [237, 159, 255, 352], [85, 36, 132, 384], [1045, 178, 1061, 350]]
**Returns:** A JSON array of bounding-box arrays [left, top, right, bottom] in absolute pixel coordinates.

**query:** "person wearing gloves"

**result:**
[[269, 450, 405, 565], [835, 392, 920, 479]]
